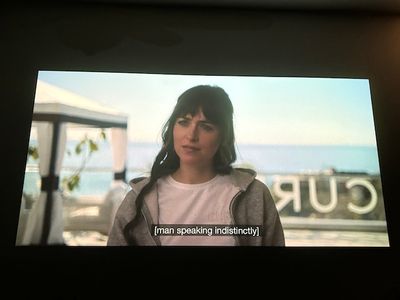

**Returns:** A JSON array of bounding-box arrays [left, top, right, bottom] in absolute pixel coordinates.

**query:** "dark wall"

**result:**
[[1, 2, 400, 295]]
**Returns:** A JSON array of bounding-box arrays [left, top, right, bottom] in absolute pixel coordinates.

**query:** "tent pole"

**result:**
[[40, 121, 60, 245]]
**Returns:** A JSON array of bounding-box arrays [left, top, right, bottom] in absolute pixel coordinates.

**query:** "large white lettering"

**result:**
[[346, 178, 378, 214], [272, 175, 380, 215], [308, 177, 338, 213], [273, 176, 301, 212]]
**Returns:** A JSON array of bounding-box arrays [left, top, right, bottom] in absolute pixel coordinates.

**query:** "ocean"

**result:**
[[23, 142, 382, 197]]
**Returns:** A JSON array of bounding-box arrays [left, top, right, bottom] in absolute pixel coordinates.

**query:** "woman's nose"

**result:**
[[186, 124, 199, 141]]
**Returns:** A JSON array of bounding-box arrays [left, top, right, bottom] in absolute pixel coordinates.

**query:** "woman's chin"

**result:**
[[179, 158, 202, 166], [179, 156, 212, 167]]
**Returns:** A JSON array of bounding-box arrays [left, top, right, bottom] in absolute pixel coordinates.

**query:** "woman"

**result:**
[[107, 85, 285, 246]]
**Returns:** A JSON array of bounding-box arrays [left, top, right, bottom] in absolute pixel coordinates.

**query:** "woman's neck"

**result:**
[[171, 165, 216, 184]]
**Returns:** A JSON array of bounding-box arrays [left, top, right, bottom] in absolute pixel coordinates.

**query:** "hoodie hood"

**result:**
[[129, 176, 150, 194], [230, 168, 257, 191]]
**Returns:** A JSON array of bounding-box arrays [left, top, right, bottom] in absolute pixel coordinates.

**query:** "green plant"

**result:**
[[28, 129, 107, 192], [28, 146, 39, 160]]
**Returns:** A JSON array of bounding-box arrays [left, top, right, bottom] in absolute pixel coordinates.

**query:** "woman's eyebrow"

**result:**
[[198, 120, 214, 125], [178, 115, 215, 125]]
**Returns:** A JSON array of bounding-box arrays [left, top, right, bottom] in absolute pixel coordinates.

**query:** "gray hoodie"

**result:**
[[107, 168, 285, 246]]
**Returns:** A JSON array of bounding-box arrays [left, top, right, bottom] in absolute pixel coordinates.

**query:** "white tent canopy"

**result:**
[[33, 80, 128, 128], [20, 80, 129, 245]]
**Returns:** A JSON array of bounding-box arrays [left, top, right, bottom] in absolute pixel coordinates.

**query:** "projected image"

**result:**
[[17, 71, 389, 246]]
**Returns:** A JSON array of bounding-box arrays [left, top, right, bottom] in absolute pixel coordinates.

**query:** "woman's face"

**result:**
[[173, 109, 220, 169]]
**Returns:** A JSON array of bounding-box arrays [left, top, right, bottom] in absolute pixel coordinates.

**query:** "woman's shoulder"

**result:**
[[128, 176, 150, 193], [230, 167, 258, 190], [115, 176, 150, 221], [130, 176, 148, 184], [129, 176, 150, 186], [232, 167, 257, 177], [231, 167, 271, 191]]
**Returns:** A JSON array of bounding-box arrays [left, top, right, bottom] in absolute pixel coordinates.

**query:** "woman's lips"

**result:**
[[182, 145, 200, 152]]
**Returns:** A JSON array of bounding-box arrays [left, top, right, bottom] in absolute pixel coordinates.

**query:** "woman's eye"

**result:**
[[177, 119, 189, 126], [200, 124, 214, 131]]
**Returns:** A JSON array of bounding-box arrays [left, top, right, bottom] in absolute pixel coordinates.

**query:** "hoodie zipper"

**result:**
[[141, 206, 159, 246], [229, 189, 243, 246]]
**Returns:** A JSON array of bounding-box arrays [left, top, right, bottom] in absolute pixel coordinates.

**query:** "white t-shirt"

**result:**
[[156, 174, 239, 246]]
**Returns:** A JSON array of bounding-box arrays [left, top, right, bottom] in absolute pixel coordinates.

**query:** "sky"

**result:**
[[36, 70, 378, 146]]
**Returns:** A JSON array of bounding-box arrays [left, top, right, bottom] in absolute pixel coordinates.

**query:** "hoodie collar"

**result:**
[[229, 168, 257, 191], [129, 176, 150, 194]]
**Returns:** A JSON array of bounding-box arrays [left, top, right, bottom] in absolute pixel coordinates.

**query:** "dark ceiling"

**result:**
[[69, 0, 400, 13]]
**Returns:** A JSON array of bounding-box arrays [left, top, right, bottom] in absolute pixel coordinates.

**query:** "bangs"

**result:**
[[175, 89, 232, 126]]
